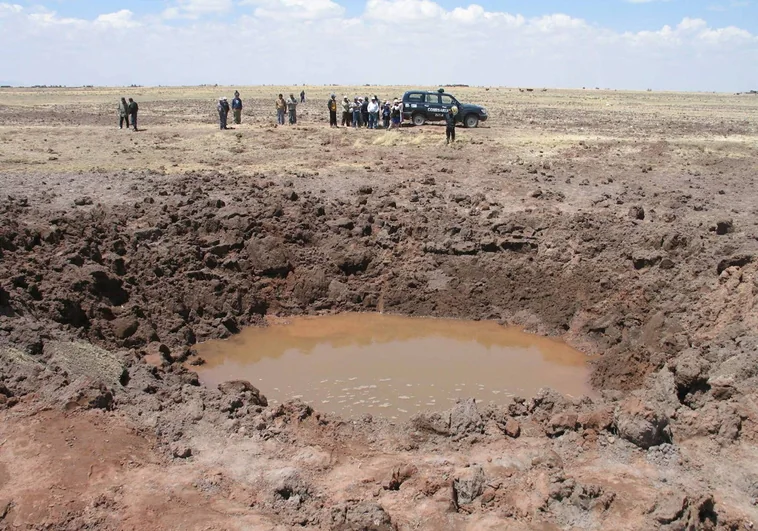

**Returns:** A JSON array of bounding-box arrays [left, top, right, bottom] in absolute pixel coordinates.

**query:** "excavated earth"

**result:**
[[1, 86, 758, 530]]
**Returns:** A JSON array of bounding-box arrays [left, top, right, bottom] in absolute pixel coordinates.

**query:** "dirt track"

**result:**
[[1, 85, 758, 530]]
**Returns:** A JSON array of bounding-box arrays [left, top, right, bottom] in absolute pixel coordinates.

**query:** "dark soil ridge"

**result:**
[[2, 169, 758, 529]]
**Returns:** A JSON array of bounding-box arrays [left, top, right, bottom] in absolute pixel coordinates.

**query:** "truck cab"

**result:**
[[402, 90, 488, 128]]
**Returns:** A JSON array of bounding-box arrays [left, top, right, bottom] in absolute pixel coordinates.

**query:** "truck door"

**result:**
[[425, 93, 444, 121], [440, 94, 456, 119]]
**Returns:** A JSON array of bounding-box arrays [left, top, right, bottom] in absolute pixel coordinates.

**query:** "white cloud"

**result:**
[[240, 0, 345, 19], [95, 10, 138, 29], [0, 0, 756, 91], [163, 0, 234, 19]]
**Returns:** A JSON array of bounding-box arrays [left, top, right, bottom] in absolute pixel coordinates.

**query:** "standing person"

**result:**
[[275, 94, 287, 125], [367, 97, 379, 130], [351, 98, 361, 128], [341, 97, 351, 127], [217, 97, 229, 130], [389, 99, 401, 130], [382, 101, 391, 129], [445, 106, 457, 144], [127, 98, 139, 131], [327, 94, 338, 128], [118, 97, 129, 129], [231, 91, 243, 125], [300, 90, 306, 103], [286, 93, 298, 124], [361, 96, 369, 128]]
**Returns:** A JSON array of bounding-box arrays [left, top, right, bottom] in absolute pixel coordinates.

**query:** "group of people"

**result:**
[[120, 89, 455, 143], [275, 93, 300, 125], [327, 94, 403, 130], [216, 91, 243, 130], [117, 97, 139, 130]]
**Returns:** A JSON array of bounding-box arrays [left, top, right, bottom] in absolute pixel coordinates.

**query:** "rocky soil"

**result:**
[[1, 86, 758, 530]]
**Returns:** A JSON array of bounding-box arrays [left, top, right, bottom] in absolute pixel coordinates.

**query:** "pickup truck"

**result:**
[[402, 89, 488, 128]]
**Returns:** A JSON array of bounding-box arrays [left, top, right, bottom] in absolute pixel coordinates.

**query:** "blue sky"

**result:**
[[24, 0, 758, 32], [1, 0, 757, 90]]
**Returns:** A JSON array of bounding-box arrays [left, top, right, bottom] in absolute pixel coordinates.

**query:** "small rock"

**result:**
[[171, 443, 192, 459], [112, 318, 139, 340], [628, 205, 645, 220], [74, 196, 93, 206], [453, 466, 486, 506], [714, 219, 734, 235], [546, 412, 578, 436], [527, 189, 543, 198], [358, 185, 373, 194], [503, 418, 521, 438]]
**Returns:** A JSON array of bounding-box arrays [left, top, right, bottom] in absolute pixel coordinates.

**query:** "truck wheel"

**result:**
[[412, 114, 426, 126], [464, 114, 479, 128]]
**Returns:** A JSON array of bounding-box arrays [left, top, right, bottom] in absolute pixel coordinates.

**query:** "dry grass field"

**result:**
[[1, 86, 758, 530]]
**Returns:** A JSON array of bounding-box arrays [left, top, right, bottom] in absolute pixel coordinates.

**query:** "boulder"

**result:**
[[218, 380, 268, 407], [546, 412, 578, 436], [615, 397, 671, 449], [452, 466, 486, 506], [112, 317, 139, 340], [329, 501, 393, 531], [450, 398, 484, 435]]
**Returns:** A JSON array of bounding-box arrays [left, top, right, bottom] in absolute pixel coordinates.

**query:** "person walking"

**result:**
[[127, 98, 139, 131], [286, 93, 298, 124], [217, 97, 230, 130], [445, 106, 457, 144], [275, 94, 287, 125], [341, 97, 351, 127], [327, 94, 338, 127], [300, 90, 306, 103], [367, 97, 379, 129], [231, 91, 243, 125], [118, 97, 129, 129]]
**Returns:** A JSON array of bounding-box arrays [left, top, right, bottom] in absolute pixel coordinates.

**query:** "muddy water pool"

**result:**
[[195, 313, 593, 420]]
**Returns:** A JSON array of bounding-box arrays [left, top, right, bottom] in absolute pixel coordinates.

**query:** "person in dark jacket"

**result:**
[[286, 94, 298, 124], [360, 96, 369, 128], [118, 97, 129, 129], [445, 106, 457, 144], [327, 94, 338, 127], [381, 101, 391, 129], [339, 97, 349, 127], [231, 91, 243, 124], [127, 98, 139, 131], [217, 97, 230, 129], [300, 90, 306, 103]]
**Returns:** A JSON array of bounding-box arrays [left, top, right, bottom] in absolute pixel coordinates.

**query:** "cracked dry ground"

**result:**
[[1, 86, 758, 530]]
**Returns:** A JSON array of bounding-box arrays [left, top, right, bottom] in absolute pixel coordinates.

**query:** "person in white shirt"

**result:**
[[367, 97, 380, 129]]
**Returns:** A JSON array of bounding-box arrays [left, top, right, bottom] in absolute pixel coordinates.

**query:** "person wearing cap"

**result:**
[[445, 106, 458, 144], [341, 97, 351, 127], [231, 91, 243, 125], [286, 93, 298, 124], [367, 97, 379, 130], [217, 97, 230, 130], [275, 94, 287, 125], [327, 94, 338, 128], [127, 98, 139, 131]]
